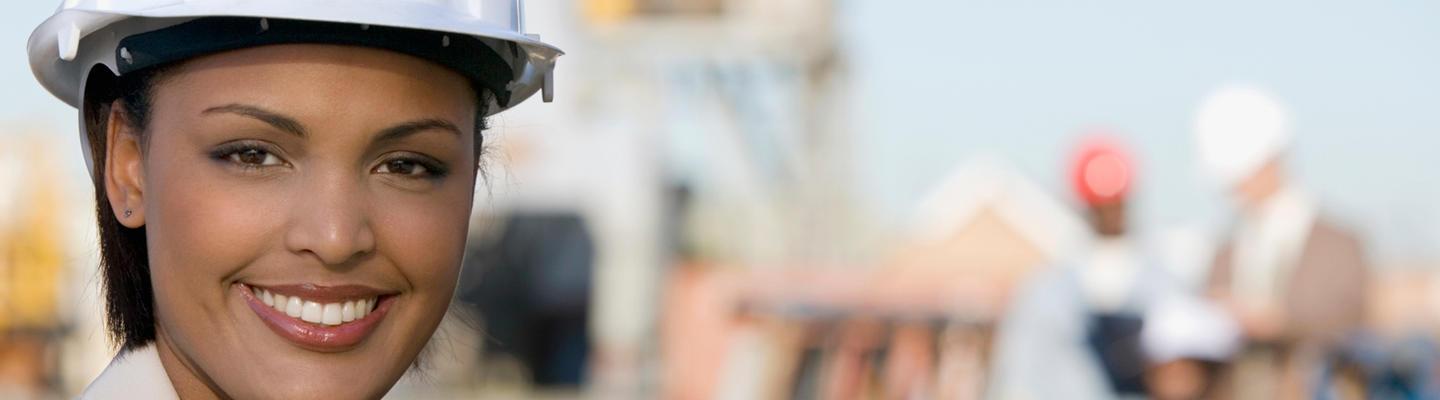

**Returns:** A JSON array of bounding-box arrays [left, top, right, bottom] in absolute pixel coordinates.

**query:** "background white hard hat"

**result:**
[[1192, 84, 1292, 186], [28, 0, 561, 176], [1141, 295, 1241, 364]]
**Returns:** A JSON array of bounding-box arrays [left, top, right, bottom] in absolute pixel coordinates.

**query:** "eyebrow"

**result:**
[[201, 103, 462, 142], [202, 104, 308, 138], [374, 118, 463, 143]]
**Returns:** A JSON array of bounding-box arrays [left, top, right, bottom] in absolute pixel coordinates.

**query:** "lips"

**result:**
[[238, 283, 396, 351]]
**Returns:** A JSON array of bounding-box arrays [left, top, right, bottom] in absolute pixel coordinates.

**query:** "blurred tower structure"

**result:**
[[479, 0, 854, 394], [576, 0, 854, 392], [579, 0, 855, 264]]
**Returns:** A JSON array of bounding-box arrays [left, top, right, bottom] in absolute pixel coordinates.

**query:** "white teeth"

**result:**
[[249, 286, 378, 326], [341, 302, 356, 322], [322, 303, 342, 325], [286, 296, 303, 318], [357, 299, 370, 318], [302, 301, 323, 323], [273, 294, 288, 313]]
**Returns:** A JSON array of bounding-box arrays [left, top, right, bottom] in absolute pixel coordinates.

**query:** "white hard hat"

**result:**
[[28, 0, 561, 176], [1192, 84, 1291, 186], [1141, 295, 1241, 364]]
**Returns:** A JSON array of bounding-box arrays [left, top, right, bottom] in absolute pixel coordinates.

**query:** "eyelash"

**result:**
[[210, 141, 286, 171], [208, 142, 449, 180], [374, 153, 449, 179]]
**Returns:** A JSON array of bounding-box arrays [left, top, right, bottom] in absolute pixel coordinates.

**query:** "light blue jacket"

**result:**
[[988, 258, 1179, 400]]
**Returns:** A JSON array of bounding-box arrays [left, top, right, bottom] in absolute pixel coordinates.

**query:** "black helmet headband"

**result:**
[[115, 16, 516, 106]]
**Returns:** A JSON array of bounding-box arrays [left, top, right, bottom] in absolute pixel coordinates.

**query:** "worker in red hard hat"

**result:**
[[991, 133, 1197, 400], [1071, 136, 1135, 238]]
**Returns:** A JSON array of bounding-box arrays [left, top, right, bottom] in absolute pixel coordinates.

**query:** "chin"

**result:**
[[224, 349, 413, 399]]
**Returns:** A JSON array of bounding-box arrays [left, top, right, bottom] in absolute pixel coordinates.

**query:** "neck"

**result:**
[[155, 328, 227, 400], [1237, 159, 1286, 211], [1241, 182, 1287, 215]]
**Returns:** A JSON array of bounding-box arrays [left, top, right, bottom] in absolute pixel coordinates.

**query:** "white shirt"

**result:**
[[1230, 185, 1317, 308], [81, 345, 179, 399], [989, 251, 1178, 400], [1078, 238, 1143, 312]]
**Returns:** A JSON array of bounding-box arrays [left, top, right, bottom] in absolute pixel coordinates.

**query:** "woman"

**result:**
[[27, 1, 561, 398]]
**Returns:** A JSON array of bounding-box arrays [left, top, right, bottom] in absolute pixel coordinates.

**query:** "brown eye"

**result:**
[[376, 159, 428, 176], [224, 147, 282, 166]]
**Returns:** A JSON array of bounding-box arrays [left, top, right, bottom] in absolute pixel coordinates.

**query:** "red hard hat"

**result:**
[[1069, 134, 1134, 206]]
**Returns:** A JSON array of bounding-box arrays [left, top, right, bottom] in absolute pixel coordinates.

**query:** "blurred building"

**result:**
[[891, 156, 1087, 318], [649, 156, 1089, 399], [0, 131, 102, 398]]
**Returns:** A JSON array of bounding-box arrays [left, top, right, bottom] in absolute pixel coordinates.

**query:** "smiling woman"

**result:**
[[27, 1, 561, 399]]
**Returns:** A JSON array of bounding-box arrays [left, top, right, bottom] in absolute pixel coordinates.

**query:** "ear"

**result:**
[[104, 99, 147, 228]]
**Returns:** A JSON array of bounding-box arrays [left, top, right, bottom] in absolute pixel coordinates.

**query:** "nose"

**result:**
[[284, 172, 376, 267]]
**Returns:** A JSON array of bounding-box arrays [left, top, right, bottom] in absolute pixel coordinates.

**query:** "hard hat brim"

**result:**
[[29, 1, 562, 112]]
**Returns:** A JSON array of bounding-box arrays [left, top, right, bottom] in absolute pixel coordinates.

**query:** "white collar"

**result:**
[[1077, 237, 1143, 312], [81, 344, 179, 400], [1244, 185, 1315, 232], [1230, 185, 1317, 304]]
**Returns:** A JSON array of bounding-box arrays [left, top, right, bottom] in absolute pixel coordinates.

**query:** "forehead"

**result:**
[[150, 44, 477, 127]]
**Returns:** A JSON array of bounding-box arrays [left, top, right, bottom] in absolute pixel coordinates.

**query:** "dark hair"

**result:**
[[85, 58, 492, 350]]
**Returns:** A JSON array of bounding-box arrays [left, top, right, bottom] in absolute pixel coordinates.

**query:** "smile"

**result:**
[[238, 283, 396, 351], [253, 286, 376, 326]]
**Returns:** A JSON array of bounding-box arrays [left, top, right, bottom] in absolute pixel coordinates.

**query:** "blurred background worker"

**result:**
[[990, 135, 1180, 399], [1141, 293, 1243, 400], [1193, 85, 1372, 399]]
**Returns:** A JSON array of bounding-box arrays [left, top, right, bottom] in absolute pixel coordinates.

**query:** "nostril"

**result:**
[[282, 178, 376, 266], [284, 216, 376, 267]]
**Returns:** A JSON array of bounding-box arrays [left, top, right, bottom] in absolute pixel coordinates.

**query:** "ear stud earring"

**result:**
[[124, 209, 132, 218]]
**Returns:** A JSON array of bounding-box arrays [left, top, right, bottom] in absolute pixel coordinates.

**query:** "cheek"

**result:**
[[144, 153, 284, 294], [373, 185, 474, 296]]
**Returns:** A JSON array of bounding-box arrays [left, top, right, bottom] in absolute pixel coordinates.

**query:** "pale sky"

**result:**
[[842, 1, 1440, 264], [2, 3, 79, 130]]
